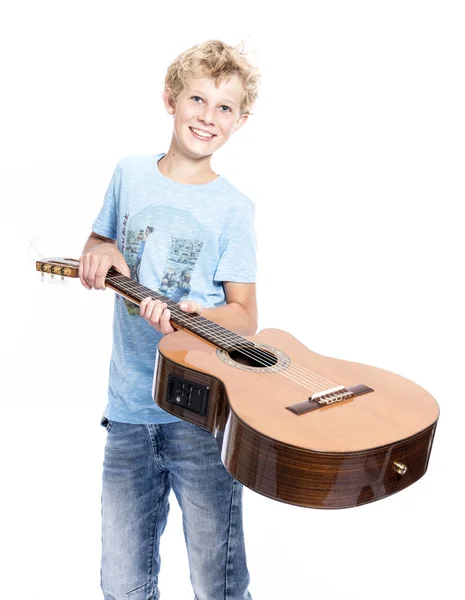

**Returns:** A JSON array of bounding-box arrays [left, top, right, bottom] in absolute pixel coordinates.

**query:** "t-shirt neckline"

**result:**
[[154, 153, 224, 188]]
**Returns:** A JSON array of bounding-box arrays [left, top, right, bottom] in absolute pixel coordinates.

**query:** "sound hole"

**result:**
[[228, 346, 278, 369]]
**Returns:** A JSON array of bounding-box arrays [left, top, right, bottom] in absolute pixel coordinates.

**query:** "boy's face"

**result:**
[[163, 74, 248, 160]]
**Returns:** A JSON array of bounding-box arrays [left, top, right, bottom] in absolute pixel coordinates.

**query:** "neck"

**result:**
[[159, 142, 218, 184], [105, 268, 248, 352]]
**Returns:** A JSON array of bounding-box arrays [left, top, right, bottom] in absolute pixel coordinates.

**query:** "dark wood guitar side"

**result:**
[[37, 258, 440, 509]]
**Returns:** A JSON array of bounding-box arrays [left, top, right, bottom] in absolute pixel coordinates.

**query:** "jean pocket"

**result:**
[[100, 416, 113, 433]]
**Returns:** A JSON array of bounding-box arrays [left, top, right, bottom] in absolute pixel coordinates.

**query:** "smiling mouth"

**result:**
[[189, 127, 216, 140]]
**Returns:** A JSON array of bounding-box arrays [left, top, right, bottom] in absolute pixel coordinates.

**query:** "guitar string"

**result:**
[[108, 276, 337, 391], [108, 275, 342, 393]]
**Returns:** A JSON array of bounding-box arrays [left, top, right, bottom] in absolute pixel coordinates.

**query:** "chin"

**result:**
[[182, 140, 218, 159], [184, 146, 214, 160]]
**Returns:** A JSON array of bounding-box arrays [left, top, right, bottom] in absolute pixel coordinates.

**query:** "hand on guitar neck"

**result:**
[[139, 296, 203, 335], [79, 233, 129, 290]]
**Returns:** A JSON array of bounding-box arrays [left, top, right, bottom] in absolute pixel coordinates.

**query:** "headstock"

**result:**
[[36, 258, 80, 280]]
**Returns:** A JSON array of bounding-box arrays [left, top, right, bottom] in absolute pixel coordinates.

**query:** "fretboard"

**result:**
[[105, 269, 251, 352]]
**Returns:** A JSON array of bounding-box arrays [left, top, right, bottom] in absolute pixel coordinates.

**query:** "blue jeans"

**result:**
[[100, 419, 252, 600]]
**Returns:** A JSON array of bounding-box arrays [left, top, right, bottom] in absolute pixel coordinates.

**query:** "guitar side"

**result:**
[[221, 413, 437, 508]]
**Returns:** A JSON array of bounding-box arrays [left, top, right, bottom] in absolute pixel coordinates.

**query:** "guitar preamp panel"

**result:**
[[167, 374, 209, 416]]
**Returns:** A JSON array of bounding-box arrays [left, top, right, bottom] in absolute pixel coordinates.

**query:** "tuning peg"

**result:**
[[47, 273, 66, 285]]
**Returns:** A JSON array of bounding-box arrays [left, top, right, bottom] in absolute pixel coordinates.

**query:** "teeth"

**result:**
[[191, 127, 214, 138]]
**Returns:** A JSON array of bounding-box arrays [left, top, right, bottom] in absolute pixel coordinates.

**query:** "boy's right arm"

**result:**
[[79, 232, 130, 290]]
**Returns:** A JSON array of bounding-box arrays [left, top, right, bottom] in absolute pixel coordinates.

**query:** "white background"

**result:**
[[1, 1, 464, 599]]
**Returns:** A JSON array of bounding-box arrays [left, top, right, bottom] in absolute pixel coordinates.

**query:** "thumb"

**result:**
[[115, 260, 130, 277], [179, 300, 202, 315]]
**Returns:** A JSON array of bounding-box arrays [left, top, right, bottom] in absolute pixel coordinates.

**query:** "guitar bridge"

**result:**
[[287, 384, 374, 415]]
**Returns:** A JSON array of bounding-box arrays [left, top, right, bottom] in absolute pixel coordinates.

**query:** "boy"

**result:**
[[79, 40, 260, 600]]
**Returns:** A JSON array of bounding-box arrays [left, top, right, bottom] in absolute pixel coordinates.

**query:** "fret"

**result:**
[[105, 270, 248, 352]]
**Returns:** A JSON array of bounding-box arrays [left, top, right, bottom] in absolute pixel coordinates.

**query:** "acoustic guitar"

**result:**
[[37, 258, 439, 509]]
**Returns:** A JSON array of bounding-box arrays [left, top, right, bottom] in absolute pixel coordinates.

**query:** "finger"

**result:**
[[114, 260, 131, 278], [139, 296, 152, 318], [85, 254, 105, 289], [148, 302, 167, 328], [141, 299, 166, 330], [94, 256, 112, 290], [84, 256, 99, 290], [140, 297, 159, 319], [159, 308, 175, 334], [81, 254, 101, 289], [78, 256, 91, 290], [179, 301, 201, 315]]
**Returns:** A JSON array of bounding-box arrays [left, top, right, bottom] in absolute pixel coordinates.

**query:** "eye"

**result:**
[[191, 96, 203, 103], [220, 105, 232, 112]]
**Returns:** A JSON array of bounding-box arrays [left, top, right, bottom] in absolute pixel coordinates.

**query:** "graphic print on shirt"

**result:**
[[120, 205, 205, 316], [158, 237, 203, 302]]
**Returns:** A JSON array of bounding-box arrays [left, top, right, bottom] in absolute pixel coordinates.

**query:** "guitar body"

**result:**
[[155, 328, 439, 509]]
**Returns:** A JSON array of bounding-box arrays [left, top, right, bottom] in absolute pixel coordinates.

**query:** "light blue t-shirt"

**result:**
[[92, 153, 257, 424]]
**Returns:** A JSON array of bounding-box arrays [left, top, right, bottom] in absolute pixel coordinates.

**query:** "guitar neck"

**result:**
[[105, 269, 245, 352]]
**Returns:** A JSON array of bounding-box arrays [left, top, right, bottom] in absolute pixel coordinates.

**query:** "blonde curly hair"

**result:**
[[164, 40, 260, 115]]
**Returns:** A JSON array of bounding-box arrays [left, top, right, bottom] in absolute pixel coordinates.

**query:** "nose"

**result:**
[[198, 105, 215, 126]]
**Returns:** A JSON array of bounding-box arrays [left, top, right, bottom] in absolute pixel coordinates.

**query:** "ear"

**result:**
[[233, 113, 249, 134], [162, 87, 176, 115]]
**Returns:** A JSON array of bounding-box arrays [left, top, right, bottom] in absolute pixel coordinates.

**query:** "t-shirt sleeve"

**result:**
[[214, 201, 257, 283], [91, 164, 120, 239]]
